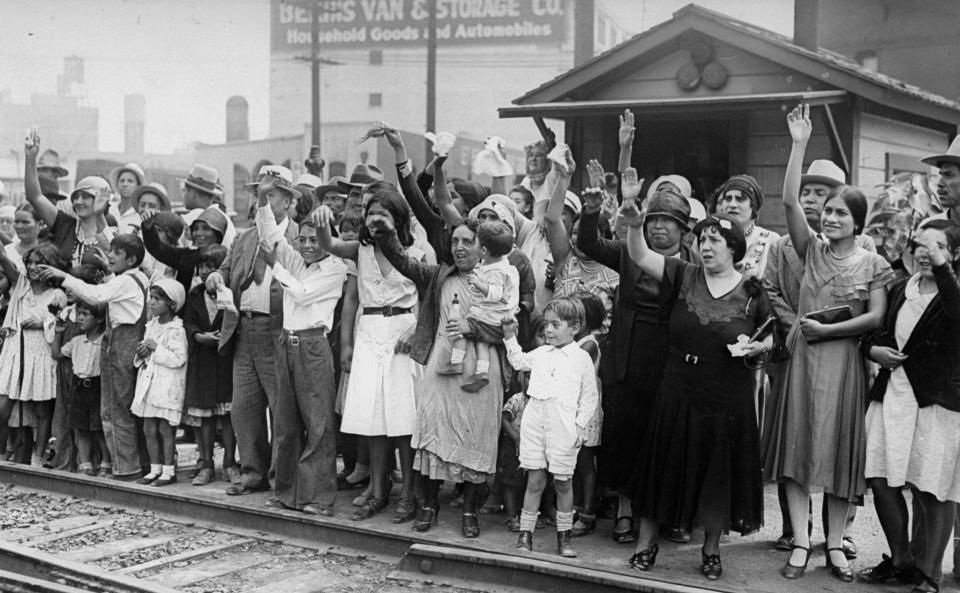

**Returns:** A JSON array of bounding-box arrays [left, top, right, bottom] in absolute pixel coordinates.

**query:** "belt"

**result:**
[[284, 327, 327, 345], [362, 306, 412, 317], [74, 376, 99, 388], [668, 346, 726, 366], [239, 311, 270, 319]]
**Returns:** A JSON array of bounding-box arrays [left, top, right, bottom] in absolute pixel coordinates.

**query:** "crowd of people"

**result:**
[[1, 105, 959, 592]]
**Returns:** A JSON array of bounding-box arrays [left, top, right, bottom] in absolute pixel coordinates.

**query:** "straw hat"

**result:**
[[800, 160, 845, 188], [244, 165, 302, 199], [109, 162, 146, 190], [131, 182, 171, 211], [37, 149, 68, 177], [178, 164, 220, 196], [921, 136, 960, 168]]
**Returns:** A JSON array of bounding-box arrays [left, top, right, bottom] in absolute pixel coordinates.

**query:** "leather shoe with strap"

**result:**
[[781, 545, 810, 579]]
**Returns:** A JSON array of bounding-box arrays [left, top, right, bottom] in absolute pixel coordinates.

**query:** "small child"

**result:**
[[338, 209, 364, 242], [131, 279, 187, 487], [448, 221, 519, 391], [502, 297, 599, 558], [570, 290, 605, 537], [182, 245, 237, 486], [53, 300, 109, 476]]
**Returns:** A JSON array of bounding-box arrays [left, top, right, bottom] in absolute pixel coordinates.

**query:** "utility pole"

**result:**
[[425, 0, 437, 166], [311, 0, 321, 151]]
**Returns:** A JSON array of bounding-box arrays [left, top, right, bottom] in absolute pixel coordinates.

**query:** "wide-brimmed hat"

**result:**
[[178, 164, 220, 196], [338, 164, 384, 191], [563, 191, 582, 217], [244, 165, 302, 199], [801, 159, 845, 188], [646, 175, 692, 202], [295, 173, 323, 189], [921, 136, 960, 168], [109, 162, 146, 191], [152, 278, 186, 313], [72, 176, 112, 199], [39, 174, 67, 201], [646, 190, 692, 231], [37, 149, 68, 177], [131, 182, 171, 211], [315, 176, 348, 199]]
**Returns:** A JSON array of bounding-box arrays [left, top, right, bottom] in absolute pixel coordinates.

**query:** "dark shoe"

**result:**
[[912, 570, 940, 593], [135, 473, 158, 485], [150, 474, 176, 487], [781, 545, 810, 579], [265, 498, 295, 510], [613, 516, 635, 544], [393, 498, 418, 524], [774, 533, 794, 551], [225, 482, 270, 496], [858, 554, 914, 585], [187, 460, 204, 479], [413, 507, 439, 532], [516, 530, 533, 551], [352, 496, 388, 521], [842, 536, 858, 560], [503, 515, 521, 532], [826, 547, 854, 582], [628, 544, 659, 571], [662, 526, 690, 544], [571, 512, 596, 537], [557, 530, 577, 558], [462, 513, 480, 538], [460, 373, 488, 393], [302, 504, 334, 517], [191, 468, 214, 486], [701, 549, 723, 581]]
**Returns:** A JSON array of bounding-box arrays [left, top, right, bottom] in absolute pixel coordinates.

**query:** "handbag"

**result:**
[[801, 305, 853, 343]]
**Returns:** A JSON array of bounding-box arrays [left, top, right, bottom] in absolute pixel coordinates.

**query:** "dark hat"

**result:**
[[178, 164, 220, 196], [131, 182, 171, 211], [692, 214, 747, 263], [152, 211, 186, 241], [338, 164, 384, 191], [37, 149, 68, 177], [713, 174, 765, 215], [191, 207, 229, 243], [645, 190, 692, 231], [316, 176, 348, 199]]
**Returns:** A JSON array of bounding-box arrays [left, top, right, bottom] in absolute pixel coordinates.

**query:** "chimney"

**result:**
[[793, 0, 820, 51], [574, 0, 595, 66], [226, 96, 249, 142], [58, 56, 84, 97], [124, 94, 145, 155]]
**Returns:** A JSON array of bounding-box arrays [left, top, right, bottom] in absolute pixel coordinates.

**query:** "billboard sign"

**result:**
[[272, 0, 566, 51]]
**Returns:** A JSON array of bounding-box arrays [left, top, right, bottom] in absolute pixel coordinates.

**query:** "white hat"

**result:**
[[245, 165, 302, 199], [295, 173, 323, 188], [800, 160, 845, 188], [921, 136, 960, 168], [152, 278, 186, 313]]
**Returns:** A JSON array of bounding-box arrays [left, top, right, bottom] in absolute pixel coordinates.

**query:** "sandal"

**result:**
[[503, 515, 521, 532], [613, 516, 635, 544], [413, 506, 439, 532], [351, 496, 389, 521], [570, 513, 596, 537], [701, 549, 722, 580], [628, 543, 658, 571], [392, 498, 418, 524]]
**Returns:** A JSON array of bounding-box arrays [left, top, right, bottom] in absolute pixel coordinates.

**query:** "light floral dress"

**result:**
[[131, 317, 187, 426]]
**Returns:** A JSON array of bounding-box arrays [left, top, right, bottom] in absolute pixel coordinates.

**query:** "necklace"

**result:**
[[827, 243, 857, 260]]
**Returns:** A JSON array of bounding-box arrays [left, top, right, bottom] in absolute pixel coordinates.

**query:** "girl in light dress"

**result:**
[[132, 278, 187, 487], [571, 290, 605, 537], [0, 243, 68, 466]]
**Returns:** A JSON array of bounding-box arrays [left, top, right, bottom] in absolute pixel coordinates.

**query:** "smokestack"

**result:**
[[58, 55, 84, 97], [125, 94, 145, 155], [574, 0, 595, 66], [793, 0, 820, 51], [226, 96, 250, 142]]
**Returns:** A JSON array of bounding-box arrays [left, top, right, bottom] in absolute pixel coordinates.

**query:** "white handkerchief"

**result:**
[[216, 287, 237, 313]]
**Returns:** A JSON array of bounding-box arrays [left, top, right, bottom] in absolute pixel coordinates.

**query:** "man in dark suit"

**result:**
[[206, 165, 300, 495]]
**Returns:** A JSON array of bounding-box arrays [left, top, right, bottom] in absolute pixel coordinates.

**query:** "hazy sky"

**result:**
[[0, 0, 793, 154]]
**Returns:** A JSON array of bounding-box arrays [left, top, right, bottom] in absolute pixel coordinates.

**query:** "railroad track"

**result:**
[[0, 463, 726, 593]]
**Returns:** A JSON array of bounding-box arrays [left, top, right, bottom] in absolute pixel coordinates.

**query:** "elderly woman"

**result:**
[[711, 174, 779, 279], [577, 173, 697, 545], [621, 168, 774, 581], [857, 219, 960, 593], [365, 215, 505, 538], [764, 105, 895, 582]]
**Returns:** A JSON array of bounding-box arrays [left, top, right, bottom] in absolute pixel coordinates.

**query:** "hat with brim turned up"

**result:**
[[132, 182, 171, 211], [338, 164, 384, 191], [243, 165, 302, 199], [921, 136, 960, 168]]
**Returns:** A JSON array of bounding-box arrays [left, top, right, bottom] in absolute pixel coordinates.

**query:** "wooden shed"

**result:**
[[499, 4, 960, 232]]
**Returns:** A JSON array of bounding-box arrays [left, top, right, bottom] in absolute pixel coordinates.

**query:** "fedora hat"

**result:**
[[244, 165, 302, 199], [37, 149, 68, 178], [315, 176, 348, 199], [39, 174, 68, 201], [338, 164, 384, 191], [132, 182, 171, 211], [295, 173, 323, 189], [921, 136, 960, 168], [801, 159, 845, 188], [178, 164, 220, 196], [109, 162, 146, 190]]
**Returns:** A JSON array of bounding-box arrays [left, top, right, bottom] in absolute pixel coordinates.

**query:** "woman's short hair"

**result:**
[[544, 296, 585, 328], [197, 244, 228, 269], [509, 185, 534, 212], [692, 214, 747, 263], [572, 290, 605, 333], [359, 181, 414, 247], [24, 242, 67, 271], [825, 185, 868, 235]]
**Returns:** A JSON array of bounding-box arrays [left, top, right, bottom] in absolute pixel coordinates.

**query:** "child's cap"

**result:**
[[152, 278, 186, 313]]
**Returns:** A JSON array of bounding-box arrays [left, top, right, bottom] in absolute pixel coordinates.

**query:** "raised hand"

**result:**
[[913, 231, 948, 267], [581, 188, 604, 212], [501, 315, 518, 339], [586, 159, 605, 189], [787, 104, 812, 144], [24, 127, 40, 158], [618, 109, 635, 147], [312, 205, 336, 229], [620, 167, 644, 201]]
